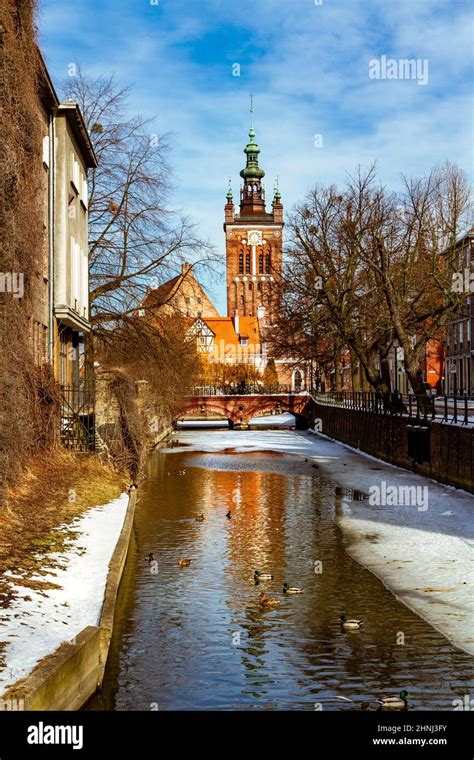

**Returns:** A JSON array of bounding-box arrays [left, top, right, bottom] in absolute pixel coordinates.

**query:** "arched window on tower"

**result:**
[[245, 253, 251, 274], [240, 294, 244, 306], [265, 253, 271, 273], [258, 253, 264, 274], [238, 252, 244, 274]]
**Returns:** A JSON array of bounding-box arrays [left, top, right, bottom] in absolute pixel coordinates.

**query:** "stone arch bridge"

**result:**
[[174, 393, 315, 430]]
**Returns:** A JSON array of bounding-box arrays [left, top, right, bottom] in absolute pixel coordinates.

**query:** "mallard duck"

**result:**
[[145, 553, 155, 562], [254, 570, 274, 581], [377, 690, 408, 710], [178, 558, 192, 567], [258, 591, 279, 608], [283, 582, 303, 594], [340, 613, 363, 630], [196, 514, 205, 522], [226, 510, 232, 519]]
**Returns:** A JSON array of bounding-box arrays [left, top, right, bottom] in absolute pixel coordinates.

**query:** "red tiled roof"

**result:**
[[203, 317, 260, 347]]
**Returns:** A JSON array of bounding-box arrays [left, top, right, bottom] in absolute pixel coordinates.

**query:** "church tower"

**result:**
[[224, 116, 283, 322]]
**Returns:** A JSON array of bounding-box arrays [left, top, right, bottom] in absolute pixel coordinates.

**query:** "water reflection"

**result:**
[[88, 449, 474, 711]]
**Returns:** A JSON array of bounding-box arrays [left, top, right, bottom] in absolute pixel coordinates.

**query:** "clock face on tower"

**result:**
[[247, 230, 263, 246]]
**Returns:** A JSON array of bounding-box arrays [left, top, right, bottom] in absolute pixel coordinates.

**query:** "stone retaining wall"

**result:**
[[312, 403, 474, 493]]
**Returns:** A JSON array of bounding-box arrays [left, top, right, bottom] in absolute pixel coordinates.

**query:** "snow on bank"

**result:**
[[166, 426, 474, 656], [0, 493, 129, 693]]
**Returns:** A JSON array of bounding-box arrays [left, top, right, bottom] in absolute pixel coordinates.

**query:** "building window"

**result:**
[[71, 154, 80, 194], [42, 135, 49, 168], [293, 370, 303, 392], [248, 282, 253, 291], [265, 254, 271, 273], [239, 252, 244, 274], [240, 295, 244, 305], [239, 337, 249, 346], [245, 253, 251, 274], [259, 254, 264, 273]]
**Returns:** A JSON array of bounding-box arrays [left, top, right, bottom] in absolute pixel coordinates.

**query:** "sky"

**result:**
[[39, 0, 473, 314]]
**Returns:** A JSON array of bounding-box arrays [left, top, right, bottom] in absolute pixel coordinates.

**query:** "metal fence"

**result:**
[[314, 391, 474, 426], [60, 384, 96, 451], [189, 384, 306, 396]]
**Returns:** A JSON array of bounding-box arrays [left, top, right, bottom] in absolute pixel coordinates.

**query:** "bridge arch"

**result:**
[[173, 401, 241, 428], [174, 394, 313, 430]]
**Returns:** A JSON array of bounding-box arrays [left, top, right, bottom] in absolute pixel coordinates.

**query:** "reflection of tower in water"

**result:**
[[207, 463, 290, 686], [223, 467, 288, 574]]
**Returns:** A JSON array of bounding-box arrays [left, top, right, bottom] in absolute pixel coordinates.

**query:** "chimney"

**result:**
[[233, 309, 239, 336], [181, 262, 192, 275]]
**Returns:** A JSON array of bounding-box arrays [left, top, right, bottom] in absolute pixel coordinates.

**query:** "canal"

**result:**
[[88, 431, 474, 711]]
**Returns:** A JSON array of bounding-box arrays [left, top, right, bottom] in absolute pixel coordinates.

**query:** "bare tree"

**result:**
[[61, 70, 215, 360], [273, 163, 471, 400], [369, 162, 470, 396]]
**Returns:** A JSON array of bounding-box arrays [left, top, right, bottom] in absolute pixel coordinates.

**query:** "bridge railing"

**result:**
[[189, 384, 306, 396]]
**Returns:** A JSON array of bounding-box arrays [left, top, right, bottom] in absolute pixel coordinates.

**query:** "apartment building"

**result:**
[[38, 53, 97, 389]]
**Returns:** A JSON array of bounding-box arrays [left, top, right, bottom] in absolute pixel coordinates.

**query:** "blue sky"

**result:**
[[39, 0, 473, 313]]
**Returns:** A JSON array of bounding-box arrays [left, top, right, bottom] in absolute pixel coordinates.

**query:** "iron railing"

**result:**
[[314, 391, 474, 426], [189, 384, 308, 396], [60, 384, 96, 451]]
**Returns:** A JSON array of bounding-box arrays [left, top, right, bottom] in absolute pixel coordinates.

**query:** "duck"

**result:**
[[340, 613, 363, 630], [254, 570, 274, 581], [258, 591, 280, 608], [178, 558, 192, 567], [377, 690, 408, 710], [145, 553, 155, 562], [195, 514, 205, 522], [226, 511, 232, 519], [126, 483, 138, 493], [283, 582, 303, 594]]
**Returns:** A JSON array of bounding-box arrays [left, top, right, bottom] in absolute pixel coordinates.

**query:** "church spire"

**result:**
[[239, 96, 266, 215]]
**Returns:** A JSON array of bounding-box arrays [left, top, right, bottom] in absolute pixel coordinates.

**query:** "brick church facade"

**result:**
[[142, 119, 308, 392]]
